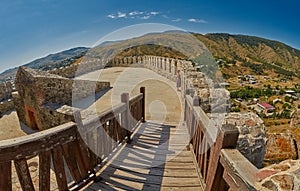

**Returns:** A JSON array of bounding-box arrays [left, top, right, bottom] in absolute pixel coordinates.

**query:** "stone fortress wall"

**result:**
[[13, 67, 110, 130]]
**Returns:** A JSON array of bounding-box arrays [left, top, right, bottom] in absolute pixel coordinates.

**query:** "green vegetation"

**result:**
[[241, 62, 264, 74], [230, 86, 275, 99]]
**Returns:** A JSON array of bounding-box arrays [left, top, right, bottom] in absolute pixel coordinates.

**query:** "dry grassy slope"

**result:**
[[197, 33, 300, 75], [93, 33, 300, 81], [92, 33, 299, 79], [88, 33, 207, 60], [115, 44, 187, 59]]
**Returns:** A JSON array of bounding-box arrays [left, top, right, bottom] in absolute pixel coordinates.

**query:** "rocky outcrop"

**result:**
[[291, 109, 300, 128], [264, 133, 298, 165], [225, 112, 267, 168], [256, 160, 300, 191]]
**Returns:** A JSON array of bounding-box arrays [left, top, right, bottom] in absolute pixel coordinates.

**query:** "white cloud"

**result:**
[[141, 15, 150, 20], [129, 11, 144, 16], [172, 18, 181, 22], [117, 12, 127, 18], [150, 11, 159, 15], [188, 18, 207, 23], [162, 15, 169, 19], [106, 10, 161, 20], [107, 14, 116, 19]]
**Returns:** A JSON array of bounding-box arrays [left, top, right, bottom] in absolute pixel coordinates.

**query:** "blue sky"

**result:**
[[0, 0, 299, 72]]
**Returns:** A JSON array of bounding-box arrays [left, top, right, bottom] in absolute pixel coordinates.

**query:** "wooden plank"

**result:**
[[99, 173, 201, 187], [0, 122, 77, 162], [203, 141, 208, 181], [161, 186, 203, 191], [205, 131, 222, 190], [14, 159, 35, 191], [39, 150, 51, 191], [112, 152, 194, 164], [205, 125, 240, 191], [220, 149, 259, 190], [74, 135, 90, 178], [97, 125, 104, 159], [62, 143, 82, 183], [105, 166, 199, 178], [199, 136, 205, 175], [52, 146, 68, 191], [0, 161, 12, 191]]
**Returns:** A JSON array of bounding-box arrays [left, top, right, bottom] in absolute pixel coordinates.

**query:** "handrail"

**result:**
[[0, 87, 146, 191], [220, 149, 258, 190]]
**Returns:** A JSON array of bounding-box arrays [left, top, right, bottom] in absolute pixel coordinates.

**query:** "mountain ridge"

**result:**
[[0, 33, 299, 81], [0, 47, 89, 81]]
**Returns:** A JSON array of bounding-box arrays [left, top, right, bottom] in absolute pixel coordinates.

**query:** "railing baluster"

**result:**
[[0, 161, 12, 191], [121, 93, 131, 143], [39, 150, 51, 191], [14, 159, 35, 191], [62, 143, 82, 183], [140, 87, 146, 122], [74, 134, 91, 178], [52, 146, 68, 191]]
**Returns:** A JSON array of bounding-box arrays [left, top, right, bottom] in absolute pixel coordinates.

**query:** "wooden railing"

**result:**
[[184, 94, 259, 191], [0, 87, 145, 191]]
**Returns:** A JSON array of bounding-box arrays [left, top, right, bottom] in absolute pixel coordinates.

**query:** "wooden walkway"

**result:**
[[84, 121, 204, 191]]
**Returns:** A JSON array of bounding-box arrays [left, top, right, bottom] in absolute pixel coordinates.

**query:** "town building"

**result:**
[[257, 102, 275, 113]]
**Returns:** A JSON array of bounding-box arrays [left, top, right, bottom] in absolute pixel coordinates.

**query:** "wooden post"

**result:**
[[205, 124, 239, 191], [140, 87, 146, 123], [0, 162, 12, 191], [121, 93, 131, 143]]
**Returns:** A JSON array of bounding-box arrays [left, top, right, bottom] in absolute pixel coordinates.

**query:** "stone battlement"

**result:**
[[13, 66, 110, 130]]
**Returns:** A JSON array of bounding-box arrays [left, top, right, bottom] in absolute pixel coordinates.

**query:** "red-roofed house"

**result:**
[[257, 102, 275, 113]]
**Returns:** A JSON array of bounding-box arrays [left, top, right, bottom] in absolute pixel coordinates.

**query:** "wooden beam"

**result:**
[[0, 122, 77, 162], [121, 93, 131, 143], [52, 146, 68, 191], [140, 87, 146, 122], [39, 150, 51, 191], [220, 149, 259, 191], [0, 161, 12, 191], [14, 159, 35, 191]]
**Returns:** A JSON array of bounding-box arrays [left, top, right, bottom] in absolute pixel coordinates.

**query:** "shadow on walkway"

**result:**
[[84, 121, 202, 191]]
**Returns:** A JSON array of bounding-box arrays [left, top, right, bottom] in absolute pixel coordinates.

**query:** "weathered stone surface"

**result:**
[[224, 112, 267, 168], [0, 81, 13, 101], [291, 109, 300, 128], [265, 133, 298, 164], [0, 99, 15, 116], [256, 160, 300, 191], [13, 66, 110, 130]]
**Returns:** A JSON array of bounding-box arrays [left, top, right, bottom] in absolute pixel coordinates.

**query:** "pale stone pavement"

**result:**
[[77, 67, 183, 125], [0, 110, 36, 141]]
